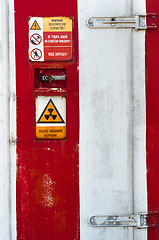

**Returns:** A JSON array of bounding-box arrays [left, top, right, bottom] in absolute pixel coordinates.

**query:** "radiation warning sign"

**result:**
[[36, 96, 66, 139], [29, 17, 72, 61]]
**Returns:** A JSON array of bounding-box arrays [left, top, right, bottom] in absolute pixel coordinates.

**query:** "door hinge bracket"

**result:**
[[88, 212, 159, 228], [87, 14, 157, 30]]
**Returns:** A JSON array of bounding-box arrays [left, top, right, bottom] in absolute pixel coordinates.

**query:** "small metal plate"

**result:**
[[88, 212, 159, 228], [87, 15, 157, 30]]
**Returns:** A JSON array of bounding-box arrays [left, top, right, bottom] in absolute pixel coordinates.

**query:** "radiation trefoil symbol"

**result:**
[[44, 108, 57, 121], [37, 99, 65, 123]]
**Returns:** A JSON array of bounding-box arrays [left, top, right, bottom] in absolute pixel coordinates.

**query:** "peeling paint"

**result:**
[[42, 174, 54, 208]]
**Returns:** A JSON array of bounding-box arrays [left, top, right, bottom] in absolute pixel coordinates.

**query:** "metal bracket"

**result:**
[[87, 14, 157, 30], [88, 212, 159, 228]]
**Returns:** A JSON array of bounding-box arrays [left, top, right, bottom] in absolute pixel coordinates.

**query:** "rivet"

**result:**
[[88, 19, 93, 25]]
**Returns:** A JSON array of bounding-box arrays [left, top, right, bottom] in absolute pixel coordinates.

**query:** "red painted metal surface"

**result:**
[[14, 0, 79, 239], [146, 2, 159, 239]]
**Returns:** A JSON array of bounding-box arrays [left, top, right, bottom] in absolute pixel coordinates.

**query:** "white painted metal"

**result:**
[[0, 0, 16, 239], [1, 0, 11, 238], [9, 0, 16, 238], [133, 1, 147, 239], [0, 0, 6, 238], [78, 0, 147, 240]]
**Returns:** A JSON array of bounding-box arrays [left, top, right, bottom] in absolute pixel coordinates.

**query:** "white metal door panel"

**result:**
[[78, 0, 147, 239]]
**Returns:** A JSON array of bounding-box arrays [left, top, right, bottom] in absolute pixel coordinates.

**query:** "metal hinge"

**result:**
[[88, 212, 159, 228], [87, 14, 157, 30]]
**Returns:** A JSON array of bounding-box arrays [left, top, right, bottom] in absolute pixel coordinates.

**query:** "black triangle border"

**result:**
[[37, 99, 65, 123], [30, 20, 41, 30]]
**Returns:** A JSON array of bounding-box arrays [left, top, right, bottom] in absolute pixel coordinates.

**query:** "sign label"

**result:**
[[30, 20, 41, 30], [36, 96, 66, 139], [29, 17, 72, 61], [30, 33, 42, 45]]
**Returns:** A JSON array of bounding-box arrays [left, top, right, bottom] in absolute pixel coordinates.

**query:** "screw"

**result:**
[[48, 75, 53, 83], [88, 19, 93, 25], [10, 136, 16, 145]]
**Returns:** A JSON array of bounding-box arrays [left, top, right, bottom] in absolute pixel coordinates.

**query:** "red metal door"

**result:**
[[15, 0, 79, 239], [146, 0, 159, 239]]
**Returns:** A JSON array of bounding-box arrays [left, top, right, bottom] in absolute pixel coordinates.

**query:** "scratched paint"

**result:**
[[15, 0, 79, 238], [42, 174, 54, 207]]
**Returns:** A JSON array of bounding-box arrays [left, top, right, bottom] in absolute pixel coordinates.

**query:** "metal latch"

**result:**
[[87, 14, 157, 30], [88, 212, 159, 228], [40, 75, 66, 83]]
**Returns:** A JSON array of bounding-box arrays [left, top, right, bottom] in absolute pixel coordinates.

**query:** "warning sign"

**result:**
[[30, 20, 41, 30], [30, 34, 42, 45], [29, 17, 44, 61], [37, 99, 64, 123], [36, 96, 66, 139], [29, 17, 72, 61], [30, 48, 42, 60]]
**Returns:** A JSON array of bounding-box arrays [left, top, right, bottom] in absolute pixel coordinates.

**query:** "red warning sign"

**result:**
[[43, 17, 72, 61], [30, 34, 42, 45], [43, 32, 72, 61], [30, 48, 42, 60]]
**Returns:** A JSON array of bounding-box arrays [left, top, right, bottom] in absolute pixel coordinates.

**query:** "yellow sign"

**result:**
[[37, 99, 64, 123], [43, 17, 72, 32], [36, 97, 66, 140], [36, 126, 66, 139], [30, 20, 41, 30]]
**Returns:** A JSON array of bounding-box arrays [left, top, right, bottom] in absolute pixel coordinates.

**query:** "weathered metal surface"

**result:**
[[79, 0, 147, 239], [15, 0, 79, 239]]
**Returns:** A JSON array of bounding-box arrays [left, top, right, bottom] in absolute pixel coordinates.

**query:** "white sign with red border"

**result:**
[[29, 17, 44, 61]]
